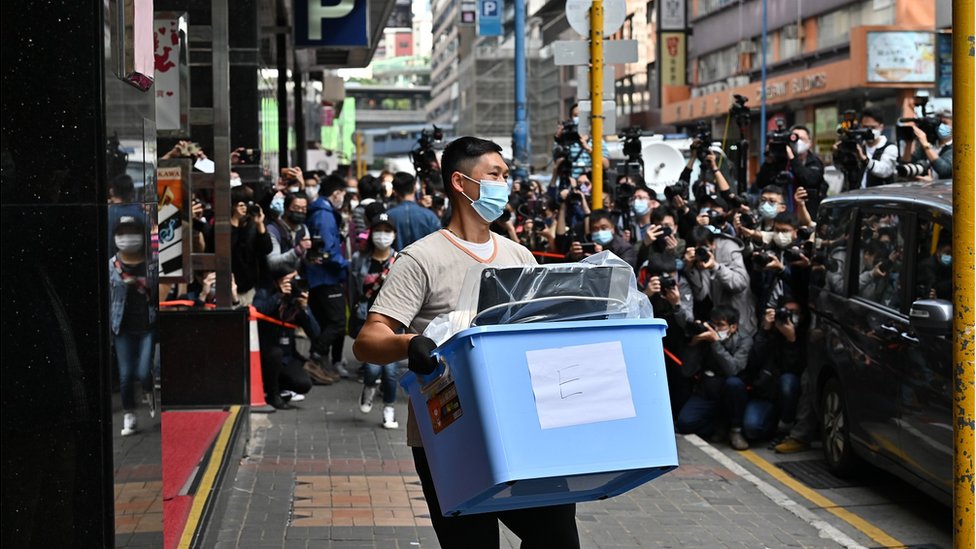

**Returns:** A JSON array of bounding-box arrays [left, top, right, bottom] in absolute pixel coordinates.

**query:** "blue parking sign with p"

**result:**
[[478, 0, 502, 36]]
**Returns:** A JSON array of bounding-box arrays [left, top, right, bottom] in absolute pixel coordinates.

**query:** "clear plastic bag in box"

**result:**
[[424, 251, 653, 346]]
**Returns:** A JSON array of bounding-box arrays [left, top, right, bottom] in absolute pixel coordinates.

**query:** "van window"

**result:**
[[855, 212, 905, 309], [811, 205, 852, 294], [914, 215, 952, 301]]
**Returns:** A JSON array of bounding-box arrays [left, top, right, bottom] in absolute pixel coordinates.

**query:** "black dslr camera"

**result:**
[[896, 93, 940, 145], [693, 121, 712, 163], [307, 235, 329, 262], [767, 119, 797, 162]]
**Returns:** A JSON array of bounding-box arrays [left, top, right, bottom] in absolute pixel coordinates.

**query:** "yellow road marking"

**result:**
[[178, 405, 241, 549], [739, 450, 906, 549]]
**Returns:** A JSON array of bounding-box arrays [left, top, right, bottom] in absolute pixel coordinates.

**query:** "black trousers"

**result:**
[[412, 447, 580, 549], [309, 283, 346, 364]]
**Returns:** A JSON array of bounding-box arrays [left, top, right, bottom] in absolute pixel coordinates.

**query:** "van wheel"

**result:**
[[821, 377, 858, 477]]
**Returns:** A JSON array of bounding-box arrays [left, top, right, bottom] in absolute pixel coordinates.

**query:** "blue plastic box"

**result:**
[[401, 318, 677, 516]]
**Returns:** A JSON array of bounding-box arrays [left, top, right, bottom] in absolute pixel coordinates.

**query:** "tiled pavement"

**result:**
[[209, 343, 849, 549], [112, 394, 164, 547]]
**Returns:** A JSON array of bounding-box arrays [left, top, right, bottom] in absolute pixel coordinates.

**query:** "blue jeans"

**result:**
[[114, 330, 154, 411], [742, 373, 801, 440], [676, 376, 749, 436], [363, 362, 398, 405]]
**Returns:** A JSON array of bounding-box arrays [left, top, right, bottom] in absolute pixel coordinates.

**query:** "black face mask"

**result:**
[[287, 211, 306, 225]]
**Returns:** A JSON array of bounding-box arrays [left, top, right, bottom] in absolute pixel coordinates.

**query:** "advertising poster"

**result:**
[[157, 163, 189, 280], [660, 32, 686, 86], [867, 31, 935, 83]]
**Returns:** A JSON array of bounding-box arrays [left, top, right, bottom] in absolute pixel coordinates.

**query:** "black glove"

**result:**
[[407, 335, 438, 375]]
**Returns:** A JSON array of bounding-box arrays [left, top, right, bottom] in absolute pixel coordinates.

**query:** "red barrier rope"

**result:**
[[663, 347, 682, 367], [159, 300, 297, 329], [530, 250, 569, 259]]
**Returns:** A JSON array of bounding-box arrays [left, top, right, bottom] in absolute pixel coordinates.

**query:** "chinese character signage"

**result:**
[[661, 32, 686, 86], [660, 0, 685, 31], [478, 0, 502, 37], [866, 31, 935, 83]]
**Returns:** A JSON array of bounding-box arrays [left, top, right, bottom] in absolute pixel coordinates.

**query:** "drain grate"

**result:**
[[775, 459, 865, 489]]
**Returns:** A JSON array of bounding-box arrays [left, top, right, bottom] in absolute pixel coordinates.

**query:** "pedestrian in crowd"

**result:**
[[566, 209, 637, 269], [635, 206, 685, 270], [305, 175, 351, 378], [109, 217, 156, 436], [386, 171, 443, 250], [353, 136, 579, 547], [553, 102, 610, 179], [266, 191, 311, 279], [107, 174, 143, 253], [834, 107, 898, 189], [683, 225, 757, 337], [350, 212, 401, 429], [784, 125, 827, 216], [350, 174, 383, 248]]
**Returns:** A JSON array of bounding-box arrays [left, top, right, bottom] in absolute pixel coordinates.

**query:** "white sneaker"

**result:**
[[334, 360, 351, 378], [281, 390, 306, 403], [360, 386, 377, 414], [121, 412, 137, 436], [382, 406, 399, 429]]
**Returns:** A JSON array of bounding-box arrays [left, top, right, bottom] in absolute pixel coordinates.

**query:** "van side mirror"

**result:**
[[909, 299, 952, 335]]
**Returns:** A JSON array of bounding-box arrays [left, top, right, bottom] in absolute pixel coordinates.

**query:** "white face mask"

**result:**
[[372, 231, 395, 249], [230, 176, 242, 187], [773, 231, 794, 249], [115, 234, 143, 253], [305, 185, 320, 202], [287, 186, 300, 193], [350, 199, 360, 209], [717, 330, 730, 341], [871, 129, 882, 141], [329, 192, 344, 210], [794, 139, 810, 154]]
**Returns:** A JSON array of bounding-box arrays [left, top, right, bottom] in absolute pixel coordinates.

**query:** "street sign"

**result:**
[[577, 66, 615, 100], [552, 39, 639, 66], [566, 0, 627, 38], [478, 0, 502, 36], [577, 100, 617, 135], [295, 0, 368, 47]]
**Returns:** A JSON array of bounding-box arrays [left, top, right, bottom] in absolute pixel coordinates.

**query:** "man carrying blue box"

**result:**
[[353, 137, 581, 547]]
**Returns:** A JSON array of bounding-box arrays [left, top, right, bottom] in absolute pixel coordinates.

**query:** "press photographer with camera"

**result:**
[[639, 252, 695, 417], [266, 192, 312, 280], [741, 295, 804, 442], [567, 209, 637, 270], [230, 186, 272, 305], [635, 207, 685, 271], [552, 103, 610, 180], [834, 107, 898, 189], [682, 225, 757, 337], [252, 271, 317, 409], [675, 306, 754, 451], [306, 174, 352, 379], [899, 107, 952, 181], [749, 212, 811, 314]]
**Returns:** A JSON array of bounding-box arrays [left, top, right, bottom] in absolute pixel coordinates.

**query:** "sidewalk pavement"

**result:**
[[212, 345, 844, 549]]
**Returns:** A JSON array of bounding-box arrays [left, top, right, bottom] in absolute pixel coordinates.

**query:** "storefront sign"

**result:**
[[758, 72, 827, 100], [660, 0, 686, 30], [866, 31, 935, 83], [157, 161, 191, 280], [660, 32, 686, 86]]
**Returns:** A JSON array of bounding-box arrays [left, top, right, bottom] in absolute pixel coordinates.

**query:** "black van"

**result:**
[[806, 181, 953, 505]]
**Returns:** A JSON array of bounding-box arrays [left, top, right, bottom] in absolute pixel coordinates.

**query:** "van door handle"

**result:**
[[879, 324, 900, 335], [900, 332, 920, 344]]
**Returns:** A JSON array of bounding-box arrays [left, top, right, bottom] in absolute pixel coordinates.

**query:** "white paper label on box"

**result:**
[[525, 341, 636, 430]]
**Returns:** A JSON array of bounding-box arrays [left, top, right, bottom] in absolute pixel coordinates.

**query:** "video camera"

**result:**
[[767, 119, 797, 163], [411, 125, 444, 191], [692, 121, 712, 163], [834, 110, 873, 171], [552, 119, 581, 180], [896, 93, 940, 145]]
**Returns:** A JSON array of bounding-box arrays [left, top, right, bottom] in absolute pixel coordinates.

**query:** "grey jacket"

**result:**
[[683, 234, 757, 337]]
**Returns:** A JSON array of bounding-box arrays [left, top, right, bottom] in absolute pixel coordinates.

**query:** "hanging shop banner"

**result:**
[[660, 32, 686, 86], [936, 32, 952, 97], [866, 31, 935, 83], [154, 14, 189, 134], [295, 0, 368, 47], [478, 0, 502, 37]]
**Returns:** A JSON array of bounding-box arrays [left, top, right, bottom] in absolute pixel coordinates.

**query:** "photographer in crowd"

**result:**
[[266, 192, 311, 279], [676, 306, 754, 450], [749, 212, 811, 312], [553, 103, 610, 180], [835, 107, 898, 189], [567, 209, 637, 269], [683, 225, 757, 337], [900, 107, 953, 181], [231, 186, 272, 305], [252, 272, 316, 409]]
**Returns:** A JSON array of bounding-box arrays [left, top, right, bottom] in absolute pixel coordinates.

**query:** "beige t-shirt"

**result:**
[[370, 229, 537, 446]]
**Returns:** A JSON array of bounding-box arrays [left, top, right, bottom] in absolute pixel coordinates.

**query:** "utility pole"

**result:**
[[512, 0, 530, 179], [589, 0, 604, 210]]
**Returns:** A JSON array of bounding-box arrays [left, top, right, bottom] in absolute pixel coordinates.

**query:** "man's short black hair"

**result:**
[[690, 225, 715, 246], [789, 124, 812, 137], [861, 107, 885, 124], [588, 208, 613, 226], [761, 185, 785, 198], [358, 174, 381, 200], [773, 212, 798, 229], [322, 174, 345, 197], [392, 171, 416, 197], [110, 174, 135, 201], [645, 252, 677, 274], [710, 305, 739, 326], [284, 191, 308, 211], [650, 207, 675, 225], [440, 137, 503, 200]]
